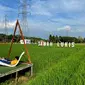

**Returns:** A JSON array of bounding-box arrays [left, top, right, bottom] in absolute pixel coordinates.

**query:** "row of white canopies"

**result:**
[[38, 41, 75, 47], [57, 42, 75, 47], [38, 41, 53, 46]]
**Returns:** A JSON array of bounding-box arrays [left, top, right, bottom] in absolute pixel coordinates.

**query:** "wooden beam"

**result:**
[[7, 19, 31, 63]]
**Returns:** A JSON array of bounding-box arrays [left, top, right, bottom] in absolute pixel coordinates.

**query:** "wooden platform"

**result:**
[[0, 63, 33, 78]]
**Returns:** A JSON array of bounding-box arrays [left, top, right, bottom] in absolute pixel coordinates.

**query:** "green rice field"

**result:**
[[0, 44, 85, 85]]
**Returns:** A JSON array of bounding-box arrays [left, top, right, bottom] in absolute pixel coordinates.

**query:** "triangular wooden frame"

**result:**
[[8, 19, 31, 63]]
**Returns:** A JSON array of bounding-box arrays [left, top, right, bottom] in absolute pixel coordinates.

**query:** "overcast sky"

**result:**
[[0, 0, 85, 39]]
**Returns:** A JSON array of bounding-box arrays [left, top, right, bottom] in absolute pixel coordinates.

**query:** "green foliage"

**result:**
[[49, 34, 57, 43], [0, 34, 46, 43], [49, 34, 85, 43]]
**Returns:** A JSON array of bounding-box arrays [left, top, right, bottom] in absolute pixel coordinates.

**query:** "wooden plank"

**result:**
[[0, 63, 33, 78]]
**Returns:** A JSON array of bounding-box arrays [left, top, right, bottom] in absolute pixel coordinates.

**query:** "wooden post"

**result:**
[[7, 19, 31, 63], [15, 71, 18, 84], [30, 64, 33, 76]]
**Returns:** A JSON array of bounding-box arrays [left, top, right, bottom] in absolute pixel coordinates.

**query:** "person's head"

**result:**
[[15, 56, 19, 60]]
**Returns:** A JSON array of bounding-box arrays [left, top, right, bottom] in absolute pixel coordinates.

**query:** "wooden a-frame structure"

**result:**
[[8, 19, 31, 63]]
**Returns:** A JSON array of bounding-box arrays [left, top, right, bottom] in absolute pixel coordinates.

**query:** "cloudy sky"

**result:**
[[0, 0, 85, 39]]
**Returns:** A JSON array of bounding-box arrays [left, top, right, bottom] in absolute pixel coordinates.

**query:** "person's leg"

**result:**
[[4, 58, 11, 61], [0, 60, 11, 64]]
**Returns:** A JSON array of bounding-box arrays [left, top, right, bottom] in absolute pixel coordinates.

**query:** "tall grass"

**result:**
[[0, 44, 85, 85], [26, 45, 85, 85]]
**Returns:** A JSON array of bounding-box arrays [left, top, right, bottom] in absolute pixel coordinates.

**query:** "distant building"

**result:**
[[38, 40, 45, 46], [20, 39, 31, 44]]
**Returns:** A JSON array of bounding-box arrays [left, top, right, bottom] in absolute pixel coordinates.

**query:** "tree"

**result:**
[[78, 36, 83, 43], [83, 38, 85, 43], [49, 34, 52, 42], [52, 35, 56, 43], [56, 35, 59, 42]]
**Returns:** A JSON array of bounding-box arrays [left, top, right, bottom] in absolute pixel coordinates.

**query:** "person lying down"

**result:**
[[0, 56, 19, 65]]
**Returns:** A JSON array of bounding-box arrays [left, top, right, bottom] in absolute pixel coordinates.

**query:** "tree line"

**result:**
[[49, 34, 85, 43], [0, 33, 85, 43], [0, 34, 46, 43]]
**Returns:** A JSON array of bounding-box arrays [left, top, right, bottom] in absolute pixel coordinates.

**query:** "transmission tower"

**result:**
[[4, 14, 8, 42], [18, 0, 30, 36]]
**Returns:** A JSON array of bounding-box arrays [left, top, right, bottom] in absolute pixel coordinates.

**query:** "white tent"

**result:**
[[20, 39, 31, 44]]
